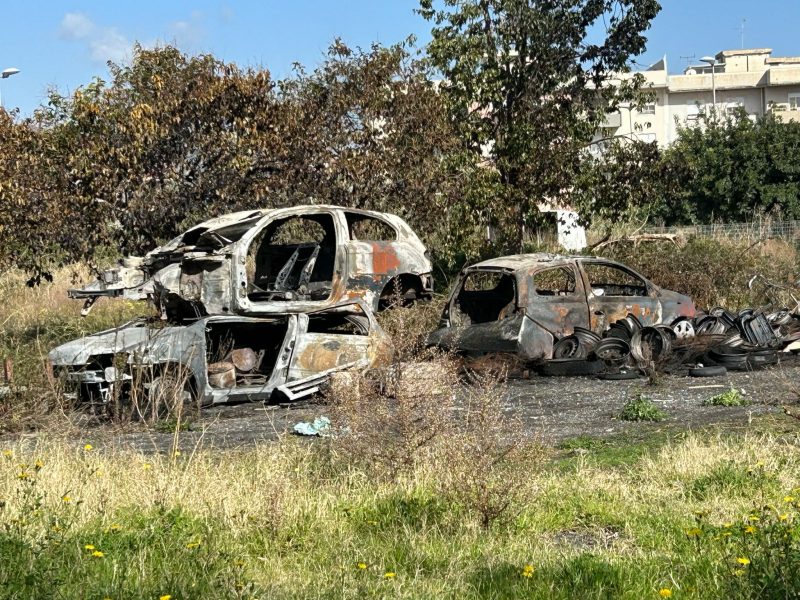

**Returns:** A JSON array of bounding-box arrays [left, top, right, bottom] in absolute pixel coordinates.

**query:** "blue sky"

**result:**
[[1, 1, 799, 116]]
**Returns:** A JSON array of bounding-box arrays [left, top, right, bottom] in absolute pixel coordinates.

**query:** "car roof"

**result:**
[[468, 253, 589, 272]]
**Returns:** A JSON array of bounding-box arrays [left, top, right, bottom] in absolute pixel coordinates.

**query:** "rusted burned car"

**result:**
[[427, 253, 696, 361], [70, 205, 433, 319], [48, 300, 392, 409]]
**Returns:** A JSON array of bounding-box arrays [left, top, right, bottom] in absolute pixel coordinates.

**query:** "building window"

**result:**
[[640, 101, 656, 115], [790, 93, 800, 110], [726, 98, 745, 117], [638, 133, 657, 143], [686, 101, 701, 121]]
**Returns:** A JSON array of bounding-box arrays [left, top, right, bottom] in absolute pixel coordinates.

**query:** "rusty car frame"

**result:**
[[70, 205, 433, 319], [48, 300, 393, 410], [427, 253, 696, 361]]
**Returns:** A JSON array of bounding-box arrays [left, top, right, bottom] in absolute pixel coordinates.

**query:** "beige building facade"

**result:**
[[599, 48, 800, 148]]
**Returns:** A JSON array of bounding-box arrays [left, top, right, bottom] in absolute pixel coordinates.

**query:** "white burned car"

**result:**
[[49, 301, 393, 411]]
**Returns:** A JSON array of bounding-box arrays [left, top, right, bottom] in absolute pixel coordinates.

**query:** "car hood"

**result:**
[[49, 320, 157, 366]]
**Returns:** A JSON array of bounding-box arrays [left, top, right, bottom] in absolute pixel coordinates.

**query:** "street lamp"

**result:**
[[0, 67, 20, 109], [699, 56, 718, 111]]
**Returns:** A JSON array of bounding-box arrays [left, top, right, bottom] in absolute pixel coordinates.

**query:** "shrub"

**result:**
[[619, 395, 667, 422], [705, 388, 749, 407], [596, 237, 798, 309]]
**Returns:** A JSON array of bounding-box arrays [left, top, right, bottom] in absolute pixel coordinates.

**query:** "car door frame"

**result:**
[[577, 258, 662, 332], [522, 262, 592, 338], [230, 207, 350, 315]]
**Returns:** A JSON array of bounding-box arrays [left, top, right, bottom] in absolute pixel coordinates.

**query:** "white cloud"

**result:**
[[169, 11, 205, 47], [59, 12, 132, 64], [59, 12, 94, 40]]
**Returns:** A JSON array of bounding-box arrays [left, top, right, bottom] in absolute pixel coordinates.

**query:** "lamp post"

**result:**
[[700, 56, 717, 111], [0, 67, 20, 109]]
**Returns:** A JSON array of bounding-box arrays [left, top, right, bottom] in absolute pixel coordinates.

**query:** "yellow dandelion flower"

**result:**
[[521, 564, 535, 578], [84, 544, 95, 550], [784, 496, 795, 503], [83, 444, 93, 451], [367, 520, 377, 525], [659, 589, 673, 598], [2, 449, 12, 458], [34, 459, 44, 470], [384, 572, 396, 579], [748, 515, 760, 522], [108, 523, 121, 532], [737, 557, 751, 566], [62, 495, 72, 503], [357, 562, 367, 569], [723, 522, 733, 528], [17, 472, 30, 480], [92, 550, 104, 558], [685, 527, 702, 537], [779, 513, 789, 521], [744, 525, 757, 534], [733, 569, 745, 577], [143, 463, 152, 470], [160, 596, 172, 600], [186, 541, 201, 549]]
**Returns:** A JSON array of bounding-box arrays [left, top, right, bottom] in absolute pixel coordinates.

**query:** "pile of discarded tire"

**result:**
[[538, 307, 800, 379]]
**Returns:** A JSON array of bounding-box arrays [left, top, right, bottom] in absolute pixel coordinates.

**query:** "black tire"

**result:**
[[599, 369, 644, 381], [538, 359, 604, 377], [689, 366, 728, 378]]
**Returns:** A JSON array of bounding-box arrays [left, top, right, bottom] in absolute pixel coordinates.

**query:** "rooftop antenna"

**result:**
[[737, 18, 746, 49], [679, 54, 696, 68]]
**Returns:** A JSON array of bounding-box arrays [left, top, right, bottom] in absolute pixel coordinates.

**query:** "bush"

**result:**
[[704, 388, 749, 407], [619, 395, 667, 422], [596, 237, 798, 309]]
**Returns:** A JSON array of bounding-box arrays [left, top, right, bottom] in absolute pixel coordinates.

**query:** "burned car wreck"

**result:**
[[70, 204, 433, 318], [427, 253, 697, 362], [49, 300, 392, 410], [49, 205, 429, 411]]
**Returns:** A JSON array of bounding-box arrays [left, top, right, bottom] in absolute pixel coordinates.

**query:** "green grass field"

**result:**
[[2, 428, 799, 599]]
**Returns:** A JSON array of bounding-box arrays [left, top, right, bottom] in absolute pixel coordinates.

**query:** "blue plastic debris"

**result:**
[[293, 416, 332, 437]]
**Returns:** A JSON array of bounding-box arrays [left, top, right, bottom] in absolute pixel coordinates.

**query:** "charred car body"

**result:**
[[69, 205, 433, 318], [49, 301, 392, 409], [427, 253, 696, 361], [49, 205, 430, 408]]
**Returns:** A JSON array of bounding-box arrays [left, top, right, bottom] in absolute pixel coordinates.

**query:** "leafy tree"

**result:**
[[659, 109, 800, 224], [0, 42, 474, 276], [418, 0, 662, 251]]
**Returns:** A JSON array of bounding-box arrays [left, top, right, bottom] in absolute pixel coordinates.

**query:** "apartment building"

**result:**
[[599, 48, 800, 147]]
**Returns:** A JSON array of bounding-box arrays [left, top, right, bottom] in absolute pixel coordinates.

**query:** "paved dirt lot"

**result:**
[[75, 356, 800, 454]]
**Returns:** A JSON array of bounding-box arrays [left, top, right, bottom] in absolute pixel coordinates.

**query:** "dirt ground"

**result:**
[[39, 356, 799, 454]]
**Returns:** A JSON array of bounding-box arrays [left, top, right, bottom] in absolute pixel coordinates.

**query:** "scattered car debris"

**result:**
[[427, 252, 800, 379]]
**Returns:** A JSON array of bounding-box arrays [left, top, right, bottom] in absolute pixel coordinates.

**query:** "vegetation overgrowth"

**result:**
[[2, 431, 800, 598]]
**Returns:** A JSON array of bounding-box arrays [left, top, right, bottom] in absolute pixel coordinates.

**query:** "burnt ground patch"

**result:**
[[37, 355, 800, 455]]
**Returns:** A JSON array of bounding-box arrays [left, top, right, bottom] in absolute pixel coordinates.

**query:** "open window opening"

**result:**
[[246, 214, 337, 302], [453, 271, 517, 325], [345, 213, 397, 241], [205, 320, 288, 388], [532, 267, 576, 296], [583, 263, 647, 297], [307, 312, 369, 336]]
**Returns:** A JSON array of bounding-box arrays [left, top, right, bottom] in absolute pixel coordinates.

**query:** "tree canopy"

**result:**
[[419, 0, 661, 249]]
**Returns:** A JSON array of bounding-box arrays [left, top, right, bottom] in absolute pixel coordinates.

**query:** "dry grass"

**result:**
[[1, 430, 799, 598]]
